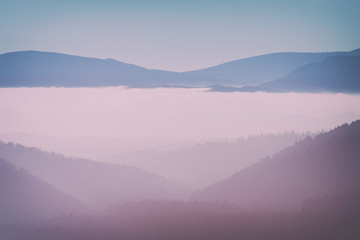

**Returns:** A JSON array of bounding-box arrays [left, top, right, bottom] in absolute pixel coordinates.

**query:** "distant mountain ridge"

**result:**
[[209, 49, 360, 93], [258, 55, 360, 93], [0, 51, 233, 88], [187, 51, 350, 85], [1, 48, 359, 91]]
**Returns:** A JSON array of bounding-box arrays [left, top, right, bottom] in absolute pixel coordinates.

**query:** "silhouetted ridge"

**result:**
[[258, 55, 360, 93], [1, 49, 359, 89], [188, 51, 350, 85], [0, 51, 233, 87]]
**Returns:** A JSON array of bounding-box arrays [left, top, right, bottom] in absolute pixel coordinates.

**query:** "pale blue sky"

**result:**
[[1, 0, 359, 71]]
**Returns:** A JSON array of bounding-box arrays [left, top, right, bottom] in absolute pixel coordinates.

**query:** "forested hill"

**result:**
[[0, 141, 190, 207], [193, 120, 360, 210], [0, 158, 83, 223]]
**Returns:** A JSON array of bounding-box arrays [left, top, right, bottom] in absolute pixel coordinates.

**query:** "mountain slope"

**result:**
[[193, 120, 360, 210], [0, 158, 83, 223], [258, 55, 360, 93], [187, 51, 349, 85], [107, 132, 308, 189], [0, 141, 190, 207], [0, 51, 232, 87]]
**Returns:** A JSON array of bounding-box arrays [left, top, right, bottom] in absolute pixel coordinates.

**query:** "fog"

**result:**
[[1, 87, 360, 239], [0, 87, 359, 159]]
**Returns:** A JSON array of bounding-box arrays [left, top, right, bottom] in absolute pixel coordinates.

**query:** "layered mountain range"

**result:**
[[1, 120, 359, 222], [1, 48, 359, 92], [0, 141, 189, 209]]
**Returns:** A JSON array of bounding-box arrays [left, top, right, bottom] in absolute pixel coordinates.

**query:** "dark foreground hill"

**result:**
[[193, 120, 360, 210], [1, 198, 359, 240], [0, 141, 189, 207], [0, 158, 83, 223]]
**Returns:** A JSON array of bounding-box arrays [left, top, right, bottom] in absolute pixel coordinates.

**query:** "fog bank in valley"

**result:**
[[0, 87, 359, 160]]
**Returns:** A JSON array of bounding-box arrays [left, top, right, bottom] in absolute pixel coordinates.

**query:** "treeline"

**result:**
[[193, 121, 360, 210], [111, 131, 310, 188], [1, 196, 359, 240], [0, 141, 190, 208]]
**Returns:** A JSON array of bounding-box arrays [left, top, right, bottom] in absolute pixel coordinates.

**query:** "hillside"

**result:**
[[0, 158, 83, 223], [0, 51, 232, 88], [2, 49, 358, 89], [193, 120, 360, 210], [0, 141, 190, 207], [187, 51, 349, 85], [258, 55, 360, 93], [108, 132, 308, 188]]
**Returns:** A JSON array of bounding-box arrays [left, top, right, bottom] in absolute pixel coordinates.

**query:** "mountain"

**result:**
[[193, 120, 360, 211], [106, 132, 309, 189], [187, 51, 349, 85], [0, 51, 233, 88], [0, 158, 83, 223], [2, 49, 358, 89], [0, 141, 190, 207], [257, 55, 360, 93], [209, 50, 360, 93]]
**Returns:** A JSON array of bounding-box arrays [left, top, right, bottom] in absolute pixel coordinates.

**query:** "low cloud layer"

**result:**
[[0, 87, 359, 158]]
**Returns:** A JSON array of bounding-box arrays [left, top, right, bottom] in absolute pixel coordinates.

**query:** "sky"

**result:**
[[1, 0, 359, 71]]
